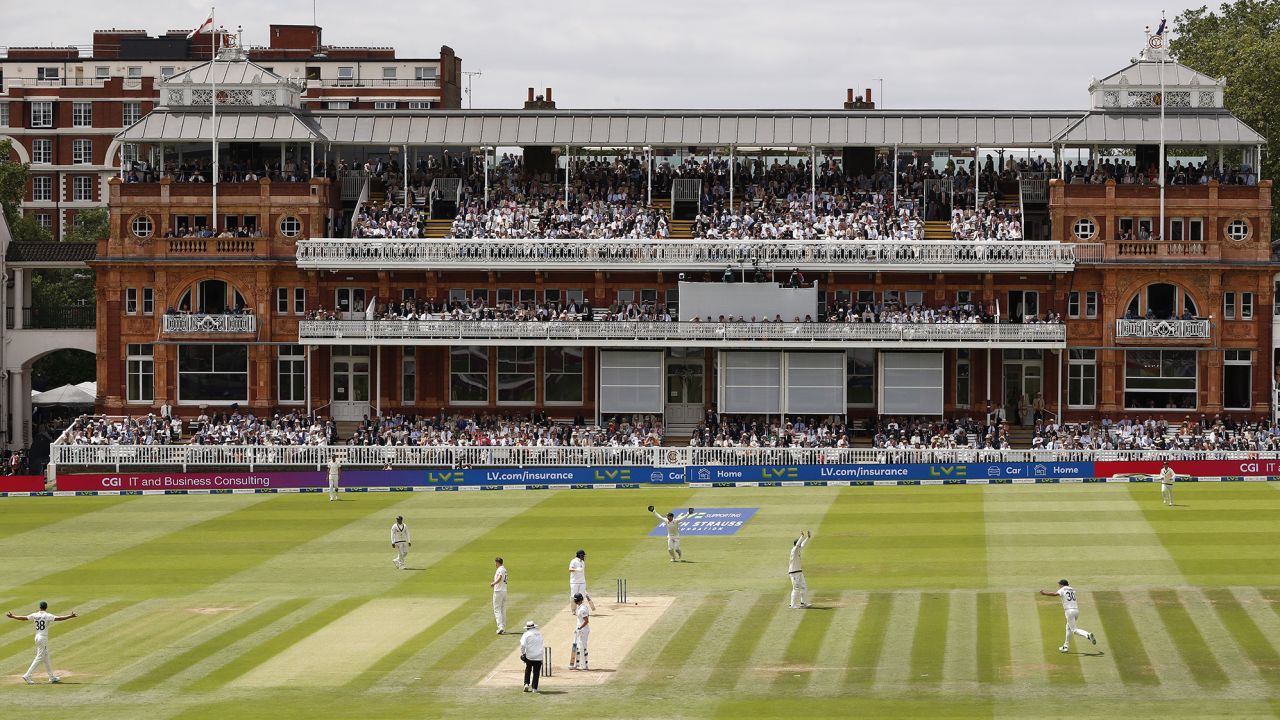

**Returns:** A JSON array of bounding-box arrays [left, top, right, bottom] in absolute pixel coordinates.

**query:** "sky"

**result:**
[[1, 1, 1210, 111]]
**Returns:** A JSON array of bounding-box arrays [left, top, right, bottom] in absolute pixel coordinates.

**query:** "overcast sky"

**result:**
[[2, 1, 1208, 110]]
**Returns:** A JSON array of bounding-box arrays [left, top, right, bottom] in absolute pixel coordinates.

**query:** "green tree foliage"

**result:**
[[1170, 1, 1280, 227], [64, 208, 110, 244], [31, 268, 95, 310], [0, 138, 31, 226], [30, 349, 96, 393]]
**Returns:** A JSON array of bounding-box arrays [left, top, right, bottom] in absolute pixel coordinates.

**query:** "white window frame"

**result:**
[[72, 139, 93, 165], [122, 101, 142, 126], [72, 101, 92, 127], [382, 67, 397, 80], [414, 66, 437, 81], [326, 101, 350, 110], [126, 343, 154, 404], [294, 287, 306, 315], [95, 66, 110, 79], [449, 346, 489, 405], [36, 67, 60, 81], [1224, 292, 1237, 320], [1067, 291, 1080, 319], [277, 345, 306, 404], [1188, 218, 1204, 242], [0, 102, 11, 128], [127, 66, 142, 78], [34, 214, 52, 230], [32, 176, 52, 201], [1223, 349, 1252, 410], [1085, 291, 1099, 319], [72, 175, 93, 201], [276, 287, 289, 314], [30, 102, 53, 128], [407, 101, 432, 110], [1241, 292, 1254, 320], [1072, 217, 1097, 241], [142, 287, 154, 315], [401, 349, 416, 403], [1225, 219, 1250, 242], [125, 287, 138, 315], [1068, 349, 1097, 409], [374, 101, 397, 110]]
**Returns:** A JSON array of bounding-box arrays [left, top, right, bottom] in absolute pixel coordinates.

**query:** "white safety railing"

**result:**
[[297, 319, 1067, 347], [162, 314, 257, 334], [1115, 319, 1211, 339], [48, 442, 1280, 470], [296, 239, 1086, 271]]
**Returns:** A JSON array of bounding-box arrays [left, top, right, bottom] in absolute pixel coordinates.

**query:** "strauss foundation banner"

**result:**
[[57, 472, 324, 491]]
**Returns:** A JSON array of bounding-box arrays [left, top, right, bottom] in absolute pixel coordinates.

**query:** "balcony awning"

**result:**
[[1052, 111, 1265, 146], [312, 110, 1082, 148], [116, 111, 325, 143]]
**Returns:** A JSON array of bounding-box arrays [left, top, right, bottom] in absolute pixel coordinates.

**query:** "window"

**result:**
[[545, 347, 584, 404], [1224, 292, 1236, 320], [142, 288, 154, 315], [450, 346, 489, 403], [160, 66, 176, 78], [1126, 283, 1195, 320], [176, 279, 245, 315], [1068, 349, 1096, 408], [131, 215, 153, 238], [374, 101, 397, 110], [72, 101, 92, 127], [904, 290, 924, 307], [1067, 291, 1080, 319], [125, 287, 138, 315], [1241, 292, 1254, 320], [545, 288, 561, 304], [279, 216, 302, 238], [497, 288, 513, 305], [0, 102, 7, 127], [1188, 218, 1204, 242], [337, 66, 355, 85], [36, 67, 59, 81], [326, 101, 350, 110], [401, 349, 416, 403], [1085, 291, 1098, 319], [72, 139, 92, 165], [294, 287, 306, 315], [414, 66, 437, 82], [956, 290, 972, 305], [846, 348, 875, 406], [1072, 217, 1097, 240], [127, 344, 154, 403], [122, 101, 142, 126], [31, 139, 52, 164], [883, 290, 901, 305], [1225, 219, 1250, 241], [278, 345, 306, 403], [178, 344, 249, 403], [335, 287, 366, 315], [497, 347, 536, 404], [665, 288, 679, 314], [32, 176, 52, 201], [276, 287, 289, 314], [1224, 350, 1252, 410], [448, 288, 466, 304], [518, 288, 535, 306], [567, 288, 586, 305], [34, 214, 52, 230], [72, 176, 93, 201], [1169, 218, 1184, 242], [127, 66, 142, 78], [408, 101, 433, 110], [1124, 349, 1197, 410], [95, 66, 110, 79], [30, 101, 53, 128], [955, 350, 971, 408], [382, 67, 397, 80]]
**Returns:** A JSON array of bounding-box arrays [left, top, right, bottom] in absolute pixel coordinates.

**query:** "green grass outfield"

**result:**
[[2, 482, 1280, 719]]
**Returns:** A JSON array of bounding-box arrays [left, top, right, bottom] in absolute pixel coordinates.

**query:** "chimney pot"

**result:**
[[847, 88, 854, 102], [545, 87, 553, 102], [527, 87, 535, 102], [866, 88, 873, 102]]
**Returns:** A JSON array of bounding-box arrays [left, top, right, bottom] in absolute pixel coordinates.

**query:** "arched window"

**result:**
[[176, 279, 247, 315], [1125, 283, 1198, 321]]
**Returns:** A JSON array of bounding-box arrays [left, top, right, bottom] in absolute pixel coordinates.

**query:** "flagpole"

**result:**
[[211, 7, 218, 233], [1158, 14, 1165, 243]]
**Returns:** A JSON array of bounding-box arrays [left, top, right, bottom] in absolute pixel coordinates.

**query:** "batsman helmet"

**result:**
[[573, 593, 584, 603]]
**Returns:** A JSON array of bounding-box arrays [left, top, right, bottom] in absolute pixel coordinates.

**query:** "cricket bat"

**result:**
[[585, 592, 596, 611], [569, 642, 577, 666]]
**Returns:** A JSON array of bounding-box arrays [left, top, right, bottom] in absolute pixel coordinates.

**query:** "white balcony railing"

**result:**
[[1115, 318, 1211, 340], [162, 314, 257, 334], [296, 239, 1087, 272], [48, 442, 1280, 470], [297, 319, 1067, 348]]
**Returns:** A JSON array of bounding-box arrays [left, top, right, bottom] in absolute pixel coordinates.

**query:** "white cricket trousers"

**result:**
[[27, 638, 54, 679], [574, 627, 590, 666], [1162, 482, 1174, 505], [1063, 609, 1091, 647], [492, 590, 506, 631], [569, 581, 586, 610], [394, 541, 409, 568], [667, 536, 682, 560], [789, 571, 808, 607]]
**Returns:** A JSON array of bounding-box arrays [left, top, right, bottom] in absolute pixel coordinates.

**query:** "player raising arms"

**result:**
[[788, 530, 811, 608], [7, 601, 78, 684], [649, 506, 696, 562], [1039, 579, 1097, 653]]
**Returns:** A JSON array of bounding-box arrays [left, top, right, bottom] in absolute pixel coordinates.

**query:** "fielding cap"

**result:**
[[1058, 579, 1070, 586]]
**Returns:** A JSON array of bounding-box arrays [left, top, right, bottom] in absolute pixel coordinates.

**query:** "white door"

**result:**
[[664, 350, 705, 426], [331, 348, 371, 421]]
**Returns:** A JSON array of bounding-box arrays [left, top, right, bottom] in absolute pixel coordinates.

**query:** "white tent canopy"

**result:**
[[32, 384, 96, 407]]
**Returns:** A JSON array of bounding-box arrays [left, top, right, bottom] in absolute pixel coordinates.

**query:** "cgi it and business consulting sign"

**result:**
[[649, 508, 759, 536]]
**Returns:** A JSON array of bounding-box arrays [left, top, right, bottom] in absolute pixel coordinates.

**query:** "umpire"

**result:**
[[520, 620, 544, 693]]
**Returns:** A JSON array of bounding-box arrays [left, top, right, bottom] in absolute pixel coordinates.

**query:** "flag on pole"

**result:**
[[187, 13, 215, 39], [1155, 16, 1166, 36]]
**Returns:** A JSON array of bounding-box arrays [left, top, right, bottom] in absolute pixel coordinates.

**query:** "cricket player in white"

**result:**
[[327, 456, 341, 501], [1039, 579, 1097, 652], [6, 601, 77, 684], [491, 557, 508, 634], [570, 593, 590, 670], [569, 549, 589, 612], [788, 530, 811, 608], [391, 515, 411, 569], [1159, 461, 1176, 506], [649, 505, 696, 561]]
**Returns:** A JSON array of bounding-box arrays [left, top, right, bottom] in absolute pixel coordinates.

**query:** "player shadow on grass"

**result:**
[[1068, 650, 1106, 658]]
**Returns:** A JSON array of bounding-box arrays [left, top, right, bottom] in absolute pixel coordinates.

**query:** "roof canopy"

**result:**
[[1053, 110, 1264, 146], [118, 110, 324, 142]]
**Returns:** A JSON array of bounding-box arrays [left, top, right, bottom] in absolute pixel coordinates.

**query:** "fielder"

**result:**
[[6, 601, 77, 684], [568, 549, 594, 611], [570, 593, 590, 671], [491, 557, 508, 634], [788, 530, 811, 608], [327, 456, 341, 501], [391, 515, 411, 569], [649, 505, 696, 561], [1039, 579, 1097, 653], [1159, 460, 1175, 506]]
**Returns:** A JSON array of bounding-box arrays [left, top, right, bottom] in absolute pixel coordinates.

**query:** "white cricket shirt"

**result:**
[[655, 510, 681, 538], [1160, 467, 1175, 486], [493, 565, 508, 592], [1057, 585, 1079, 611], [390, 522, 410, 544], [29, 610, 55, 641], [788, 538, 807, 573], [569, 557, 585, 584], [575, 602, 590, 630]]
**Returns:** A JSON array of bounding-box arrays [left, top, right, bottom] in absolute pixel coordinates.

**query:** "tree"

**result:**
[[0, 138, 30, 227], [1170, 1, 1280, 227], [64, 208, 109, 244]]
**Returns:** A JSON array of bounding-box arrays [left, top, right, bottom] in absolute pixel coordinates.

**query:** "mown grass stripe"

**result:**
[[773, 601, 838, 690], [1203, 588, 1280, 686], [641, 593, 724, 686], [1259, 587, 1280, 620], [975, 591, 1010, 684], [1148, 589, 1229, 689], [120, 598, 310, 692], [908, 592, 949, 684], [345, 601, 476, 690], [1036, 601, 1085, 684], [706, 594, 779, 688], [0, 598, 132, 663], [1093, 590, 1158, 686], [845, 591, 893, 687], [188, 596, 366, 690]]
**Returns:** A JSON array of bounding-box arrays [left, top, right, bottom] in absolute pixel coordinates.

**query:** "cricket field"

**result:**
[[2, 482, 1279, 719]]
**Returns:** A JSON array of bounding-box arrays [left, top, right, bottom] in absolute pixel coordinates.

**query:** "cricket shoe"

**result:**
[[1088, 632, 1097, 645], [1059, 645, 1069, 653], [21, 676, 33, 685], [523, 684, 530, 692], [581, 664, 589, 671], [50, 677, 61, 683], [497, 628, 504, 635], [531, 689, 539, 694]]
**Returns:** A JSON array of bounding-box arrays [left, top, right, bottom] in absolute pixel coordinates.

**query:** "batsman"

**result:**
[[649, 505, 697, 562]]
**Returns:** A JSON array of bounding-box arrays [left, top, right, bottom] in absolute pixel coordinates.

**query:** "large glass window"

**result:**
[[72, 176, 93, 201], [178, 344, 249, 403], [177, 279, 246, 314], [278, 345, 305, 403], [72, 139, 92, 165], [401, 349, 416, 404], [1126, 283, 1197, 320], [122, 101, 142, 126], [32, 139, 52, 164], [1124, 349, 1197, 410], [1068, 349, 1096, 408], [450, 346, 489, 403], [545, 347, 584, 404], [846, 348, 875, 407], [497, 346, 536, 404], [32, 176, 52, 201], [1224, 350, 1252, 410], [127, 343, 153, 403], [30, 101, 52, 128], [71, 102, 92, 127], [955, 350, 971, 408]]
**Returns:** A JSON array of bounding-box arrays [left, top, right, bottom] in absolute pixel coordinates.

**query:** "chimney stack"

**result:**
[[843, 86, 876, 110], [524, 86, 557, 110]]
